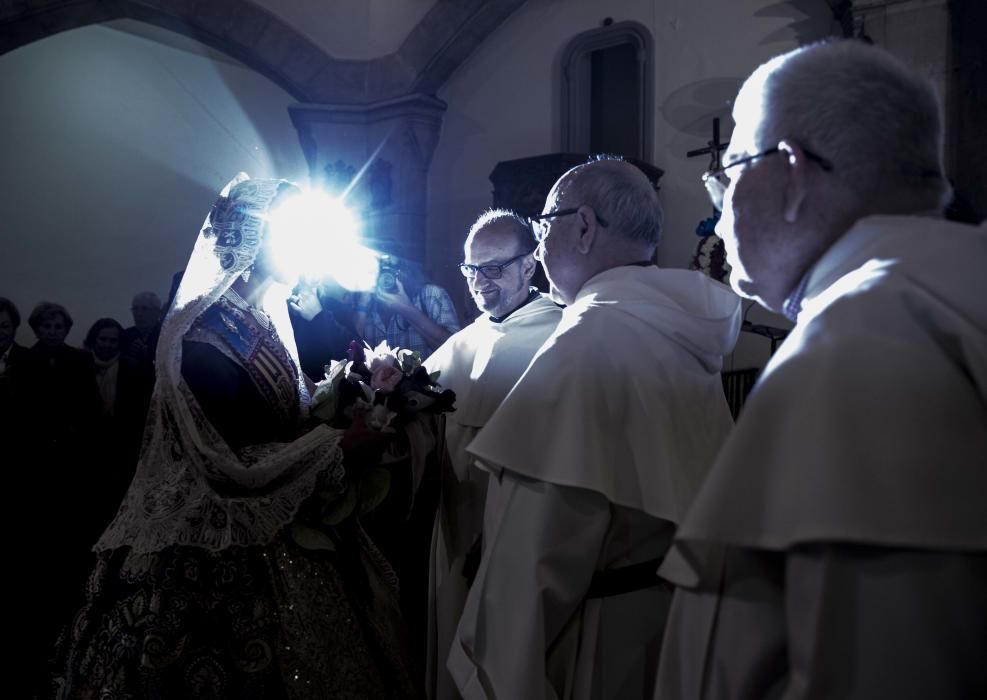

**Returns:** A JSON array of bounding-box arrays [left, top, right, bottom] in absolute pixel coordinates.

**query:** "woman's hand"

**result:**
[[289, 288, 323, 321]]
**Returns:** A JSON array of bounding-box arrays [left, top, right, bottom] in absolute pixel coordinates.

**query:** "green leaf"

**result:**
[[289, 521, 336, 552], [321, 485, 358, 525], [358, 467, 392, 516], [310, 397, 337, 423]]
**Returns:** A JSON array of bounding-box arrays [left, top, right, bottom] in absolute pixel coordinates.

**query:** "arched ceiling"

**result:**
[[0, 0, 527, 103], [250, 0, 436, 60]]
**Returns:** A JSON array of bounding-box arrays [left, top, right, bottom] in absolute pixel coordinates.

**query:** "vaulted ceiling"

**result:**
[[0, 0, 528, 103]]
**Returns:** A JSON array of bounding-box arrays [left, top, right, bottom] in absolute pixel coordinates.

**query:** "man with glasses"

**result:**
[[448, 157, 742, 699], [657, 41, 987, 699], [424, 209, 562, 700]]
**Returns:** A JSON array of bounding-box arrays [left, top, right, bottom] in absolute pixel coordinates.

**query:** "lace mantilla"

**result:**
[[97, 175, 345, 554]]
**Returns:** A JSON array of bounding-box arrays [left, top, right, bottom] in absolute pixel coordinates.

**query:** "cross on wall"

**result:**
[[686, 117, 730, 171]]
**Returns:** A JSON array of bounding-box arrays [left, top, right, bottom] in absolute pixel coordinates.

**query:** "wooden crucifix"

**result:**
[[686, 117, 730, 171]]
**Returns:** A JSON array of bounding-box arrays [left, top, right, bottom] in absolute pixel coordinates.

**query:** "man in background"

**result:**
[[121, 290, 163, 367], [354, 256, 459, 361]]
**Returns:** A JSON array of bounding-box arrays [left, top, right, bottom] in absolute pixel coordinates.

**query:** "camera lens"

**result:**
[[377, 271, 398, 293]]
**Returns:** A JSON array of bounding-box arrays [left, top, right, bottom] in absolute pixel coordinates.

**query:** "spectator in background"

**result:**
[[19, 301, 102, 688], [84, 316, 153, 457], [81, 317, 152, 594], [24, 301, 102, 444], [85, 317, 127, 420], [354, 256, 459, 360], [0, 296, 31, 440], [121, 290, 162, 367], [3, 296, 41, 696], [0, 296, 29, 393]]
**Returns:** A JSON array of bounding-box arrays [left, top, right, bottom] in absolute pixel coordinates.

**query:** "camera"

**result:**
[[376, 258, 401, 294]]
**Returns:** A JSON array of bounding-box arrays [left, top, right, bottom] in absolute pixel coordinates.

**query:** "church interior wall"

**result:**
[[426, 0, 837, 370], [0, 19, 307, 346]]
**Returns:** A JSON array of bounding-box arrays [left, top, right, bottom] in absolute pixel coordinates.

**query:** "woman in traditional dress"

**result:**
[[47, 175, 419, 699]]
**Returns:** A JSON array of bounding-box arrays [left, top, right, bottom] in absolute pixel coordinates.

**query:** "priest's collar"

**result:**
[[489, 287, 542, 324]]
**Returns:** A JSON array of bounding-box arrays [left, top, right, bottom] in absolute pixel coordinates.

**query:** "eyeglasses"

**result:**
[[527, 207, 609, 242], [527, 207, 609, 261], [702, 147, 833, 211], [459, 252, 530, 280]]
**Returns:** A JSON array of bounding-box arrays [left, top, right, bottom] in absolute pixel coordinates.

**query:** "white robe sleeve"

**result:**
[[783, 544, 987, 700], [449, 471, 611, 700], [659, 544, 987, 700]]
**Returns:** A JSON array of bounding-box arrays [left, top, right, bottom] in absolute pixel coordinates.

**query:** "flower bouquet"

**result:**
[[690, 212, 731, 285], [291, 341, 455, 552]]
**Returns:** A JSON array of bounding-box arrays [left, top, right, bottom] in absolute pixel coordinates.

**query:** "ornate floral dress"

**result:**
[[48, 294, 419, 699]]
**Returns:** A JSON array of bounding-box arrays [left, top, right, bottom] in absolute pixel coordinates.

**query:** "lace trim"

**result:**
[[96, 393, 346, 554], [95, 176, 341, 554]]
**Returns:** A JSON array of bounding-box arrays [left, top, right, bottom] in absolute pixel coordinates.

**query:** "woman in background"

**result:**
[[82, 317, 154, 544], [18, 301, 102, 690]]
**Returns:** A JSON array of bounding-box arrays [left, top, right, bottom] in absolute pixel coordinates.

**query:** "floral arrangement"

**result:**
[[690, 212, 731, 285], [291, 341, 455, 552], [310, 340, 455, 431]]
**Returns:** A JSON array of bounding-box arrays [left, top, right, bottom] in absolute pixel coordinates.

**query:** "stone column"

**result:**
[[289, 94, 447, 264]]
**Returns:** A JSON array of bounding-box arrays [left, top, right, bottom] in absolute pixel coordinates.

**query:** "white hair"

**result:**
[[740, 40, 951, 211], [564, 155, 663, 247]]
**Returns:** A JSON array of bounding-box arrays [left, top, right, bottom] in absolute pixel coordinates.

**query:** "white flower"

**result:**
[[365, 340, 399, 368]]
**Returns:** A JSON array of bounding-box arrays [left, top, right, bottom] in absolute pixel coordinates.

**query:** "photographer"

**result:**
[[354, 256, 459, 360]]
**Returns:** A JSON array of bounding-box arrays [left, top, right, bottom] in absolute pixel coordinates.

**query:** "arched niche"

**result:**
[[560, 21, 655, 161]]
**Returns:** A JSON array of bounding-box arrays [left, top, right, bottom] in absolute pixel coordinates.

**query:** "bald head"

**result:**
[[553, 157, 663, 249], [537, 157, 662, 305]]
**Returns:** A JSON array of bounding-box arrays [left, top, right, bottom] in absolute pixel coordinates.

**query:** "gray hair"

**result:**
[[467, 208, 536, 254], [561, 155, 663, 247], [747, 40, 951, 211], [131, 291, 162, 310]]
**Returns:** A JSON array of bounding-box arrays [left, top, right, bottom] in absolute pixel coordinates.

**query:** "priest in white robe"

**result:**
[[655, 41, 987, 700], [424, 209, 562, 700], [449, 158, 742, 699]]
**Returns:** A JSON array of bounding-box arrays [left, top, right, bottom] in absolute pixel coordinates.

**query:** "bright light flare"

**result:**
[[329, 243, 380, 292], [264, 190, 377, 290]]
